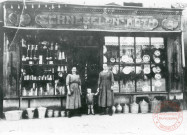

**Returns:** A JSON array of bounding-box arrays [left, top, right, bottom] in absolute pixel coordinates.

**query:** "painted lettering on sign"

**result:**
[[5, 9, 180, 31], [34, 13, 159, 30]]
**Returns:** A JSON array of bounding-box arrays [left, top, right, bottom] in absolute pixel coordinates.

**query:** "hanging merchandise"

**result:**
[[154, 50, 161, 56], [61, 52, 65, 60], [155, 73, 162, 80], [65, 66, 67, 73], [103, 56, 107, 63], [143, 55, 150, 63], [136, 66, 142, 74], [58, 52, 62, 60], [110, 58, 115, 63], [57, 66, 60, 72], [136, 58, 142, 63], [103, 45, 107, 54], [142, 85, 150, 91], [144, 65, 150, 74], [155, 80, 162, 87], [122, 66, 132, 74], [61, 66, 64, 72], [154, 57, 161, 63]]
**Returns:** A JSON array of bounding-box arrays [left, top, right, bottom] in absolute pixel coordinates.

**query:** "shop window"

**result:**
[[104, 36, 166, 93], [104, 36, 120, 92]]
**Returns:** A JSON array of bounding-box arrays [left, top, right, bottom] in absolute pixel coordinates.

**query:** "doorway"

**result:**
[[71, 35, 101, 113]]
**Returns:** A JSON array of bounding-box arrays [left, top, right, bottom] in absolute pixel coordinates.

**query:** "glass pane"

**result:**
[[120, 65, 135, 92], [104, 36, 119, 64], [108, 64, 120, 92], [104, 36, 120, 92], [136, 64, 151, 92], [151, 37, 166, 91], [105, 36, 118, 46], [3, 35, 20, 98], [120, 37, 135, 64], [136, 37, 150, 64]]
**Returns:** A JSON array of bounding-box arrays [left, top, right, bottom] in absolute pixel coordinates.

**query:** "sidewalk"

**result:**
[[0, 111, 187, 135]]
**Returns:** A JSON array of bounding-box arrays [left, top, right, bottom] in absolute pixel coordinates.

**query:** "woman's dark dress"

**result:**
[[98, 71, 114, 107], [66, 74, 81, 109]]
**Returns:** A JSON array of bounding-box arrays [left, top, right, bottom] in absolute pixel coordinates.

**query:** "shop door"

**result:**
[[72, 46, 100, 94]]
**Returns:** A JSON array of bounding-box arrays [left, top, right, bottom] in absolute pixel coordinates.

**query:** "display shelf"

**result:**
[[114, 91, 168, 95], [22, 80, 54, 82], [20, 95, 66, 99], [22, 64, 68, 66]]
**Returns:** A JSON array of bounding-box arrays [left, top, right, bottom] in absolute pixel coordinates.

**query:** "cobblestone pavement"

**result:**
[[0, 111, 187, 135]]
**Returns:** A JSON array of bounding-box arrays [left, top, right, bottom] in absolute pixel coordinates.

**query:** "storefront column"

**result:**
[[0, 3, 3, 118]]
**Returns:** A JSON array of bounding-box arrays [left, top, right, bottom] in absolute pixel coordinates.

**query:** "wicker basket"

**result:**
[[130, 102, 139, 114], [26, 108, 35, 119], [4, 110, 23, 121], [140, 100, 148, 113], [38, 107, 47, 119]]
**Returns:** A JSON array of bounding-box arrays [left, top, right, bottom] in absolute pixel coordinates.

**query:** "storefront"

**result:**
[[1, 0, 186, 115]]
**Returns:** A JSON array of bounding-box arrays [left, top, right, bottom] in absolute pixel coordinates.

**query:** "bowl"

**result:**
[[4, 110, 23, 121]]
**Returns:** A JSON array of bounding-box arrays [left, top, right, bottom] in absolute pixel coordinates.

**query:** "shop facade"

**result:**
[[0, 1, 186, 115]]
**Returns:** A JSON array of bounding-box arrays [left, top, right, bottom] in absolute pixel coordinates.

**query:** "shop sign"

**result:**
[[5, 9, 180, 31], [34, 13, 159, 30]]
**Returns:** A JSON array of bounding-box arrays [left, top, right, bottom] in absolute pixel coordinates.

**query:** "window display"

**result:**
[[104, 36, 166, 93], [21, 35, 68, 97]]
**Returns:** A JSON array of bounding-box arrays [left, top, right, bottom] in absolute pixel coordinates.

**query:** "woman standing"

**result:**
[[66, 67, 82, 117], [97, 64, 114, 115]]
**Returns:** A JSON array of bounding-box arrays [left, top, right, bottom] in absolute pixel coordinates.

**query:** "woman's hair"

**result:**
[[71, 66, 78, 74]]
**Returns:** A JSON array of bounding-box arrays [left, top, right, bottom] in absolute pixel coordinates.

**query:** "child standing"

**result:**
[[86, 88, 98, 115]]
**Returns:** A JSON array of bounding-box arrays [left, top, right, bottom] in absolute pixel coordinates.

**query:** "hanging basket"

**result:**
[[140, 100, 149, 113], [130, 102, 139, 114]]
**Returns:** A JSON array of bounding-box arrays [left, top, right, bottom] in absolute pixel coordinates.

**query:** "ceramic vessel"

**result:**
[[130, 102, 139, 114], [151, 98, 161, 113], [140, 100, 149, 113], [123, 104, 129, 114], [112, 106, 116, 114], [47, 109, 53, 117], [61, 111, 65, 117], [116, 104, 122, 113], [54, 110, 59, 117]]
